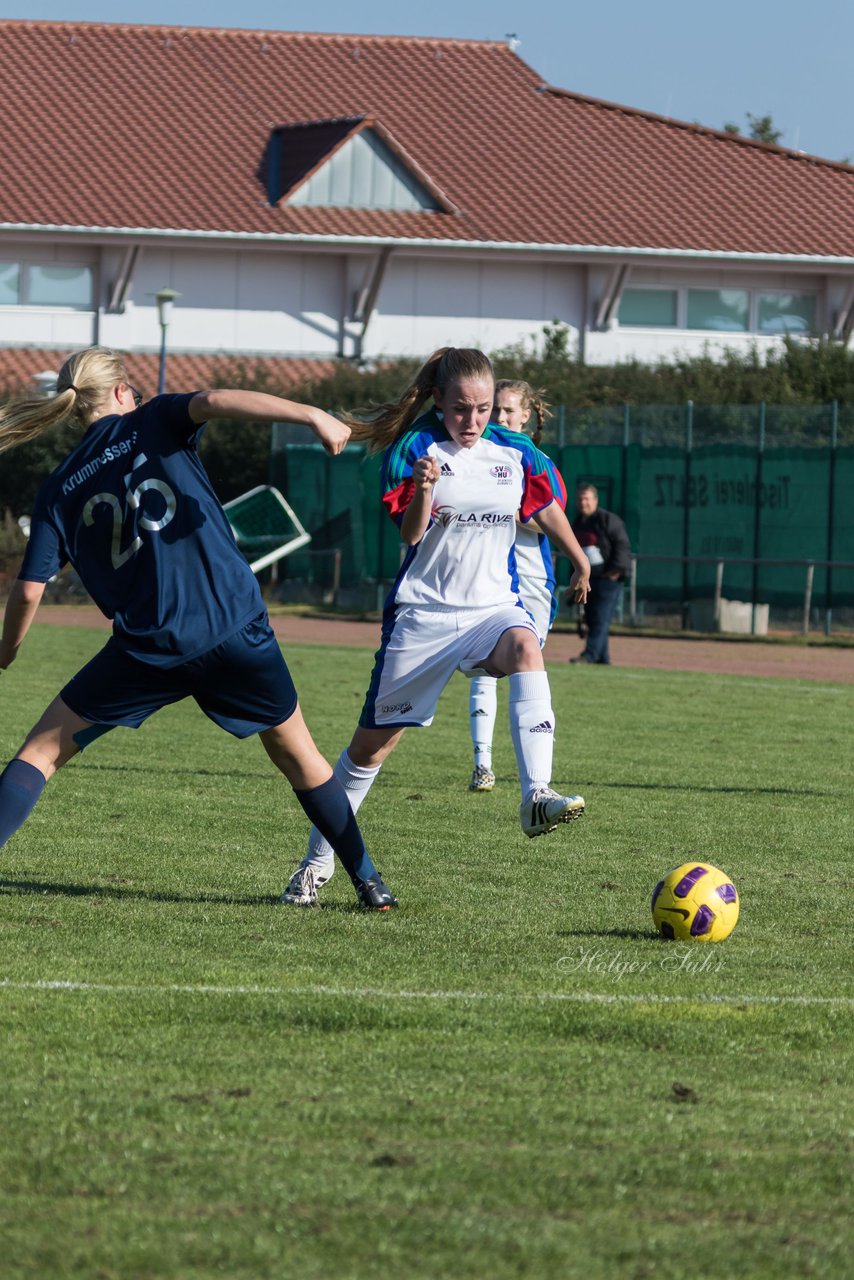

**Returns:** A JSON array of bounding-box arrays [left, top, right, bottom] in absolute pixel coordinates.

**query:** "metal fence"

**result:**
[[541, 401, 854, 449], [627, 555, 854, 636]]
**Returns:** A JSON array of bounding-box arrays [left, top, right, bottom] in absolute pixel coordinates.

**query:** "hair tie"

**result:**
[[66, 383, 79, 394]]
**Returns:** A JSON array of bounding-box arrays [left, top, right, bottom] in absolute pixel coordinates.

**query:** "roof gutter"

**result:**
[[1, 222, 854, 268]]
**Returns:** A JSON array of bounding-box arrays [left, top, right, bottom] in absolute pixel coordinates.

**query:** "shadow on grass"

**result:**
[[0, 876, 378, 913], [0, 877, 281, 906], [73, 763, 270, 781]]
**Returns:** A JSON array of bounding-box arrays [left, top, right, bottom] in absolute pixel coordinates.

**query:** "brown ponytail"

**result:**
[[346, 347, 495, 453]]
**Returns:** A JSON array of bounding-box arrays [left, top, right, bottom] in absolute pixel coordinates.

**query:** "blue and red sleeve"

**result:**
[[380, 429, 432, 527], [382, 476, 416, 524], [520, 444, 567, 522]]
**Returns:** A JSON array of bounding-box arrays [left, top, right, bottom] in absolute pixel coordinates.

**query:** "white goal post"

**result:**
[[223, 485, 312, 574]]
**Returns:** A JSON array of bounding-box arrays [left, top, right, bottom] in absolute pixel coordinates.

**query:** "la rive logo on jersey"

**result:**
[[490, 464, 513, 486], [435, 508, 514, 529]]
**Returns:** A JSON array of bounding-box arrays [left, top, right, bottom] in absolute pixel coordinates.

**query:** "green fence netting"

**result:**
[[267, 405, 854, 610]]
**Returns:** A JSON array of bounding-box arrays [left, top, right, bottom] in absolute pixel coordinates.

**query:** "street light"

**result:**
[[154, 287, 181, 394]]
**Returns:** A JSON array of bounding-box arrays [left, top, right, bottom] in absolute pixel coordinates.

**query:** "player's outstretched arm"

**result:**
[[0, 578, 46, 671], [188, 390, 350, 456], [534, 501, 591, 603]]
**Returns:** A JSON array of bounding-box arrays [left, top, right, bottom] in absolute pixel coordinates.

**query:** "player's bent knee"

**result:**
[[491, 628, 544, 675]]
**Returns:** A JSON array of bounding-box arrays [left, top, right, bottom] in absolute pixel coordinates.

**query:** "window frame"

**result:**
[[617, 283, 818, 337], [754, 289, 817, 337], [616, 285, 679, 329], [0, 260, 95, 311]]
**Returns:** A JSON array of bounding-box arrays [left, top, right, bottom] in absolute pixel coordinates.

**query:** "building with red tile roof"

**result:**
[[1, 18, 853, 386]]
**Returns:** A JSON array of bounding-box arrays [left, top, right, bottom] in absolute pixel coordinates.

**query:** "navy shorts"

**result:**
[[61, 613, 298, 740]]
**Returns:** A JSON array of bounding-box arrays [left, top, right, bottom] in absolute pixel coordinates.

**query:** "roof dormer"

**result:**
[[266, 116, 456, 213]]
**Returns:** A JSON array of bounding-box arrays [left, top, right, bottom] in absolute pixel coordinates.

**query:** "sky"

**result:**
[[4, 0, 853, 164]]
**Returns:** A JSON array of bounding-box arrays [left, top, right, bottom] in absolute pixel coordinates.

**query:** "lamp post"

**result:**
[[154, 287, 181, 394]]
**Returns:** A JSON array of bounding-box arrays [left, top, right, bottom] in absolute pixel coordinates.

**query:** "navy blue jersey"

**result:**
[[19, 393, 264, 667]]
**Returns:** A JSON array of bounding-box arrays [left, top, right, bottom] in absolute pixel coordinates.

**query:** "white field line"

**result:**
[[0, 979, 852, 1008]]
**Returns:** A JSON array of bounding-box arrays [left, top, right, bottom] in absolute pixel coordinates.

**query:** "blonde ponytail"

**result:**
[[346, 347, 495, 454], [0, 346, 127, 456]]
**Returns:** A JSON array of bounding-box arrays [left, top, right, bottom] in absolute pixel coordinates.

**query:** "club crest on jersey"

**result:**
[[490, 464, 513, 485]]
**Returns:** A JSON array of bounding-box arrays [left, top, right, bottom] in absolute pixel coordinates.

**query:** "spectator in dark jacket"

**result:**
[[567, 485, 631, 665]]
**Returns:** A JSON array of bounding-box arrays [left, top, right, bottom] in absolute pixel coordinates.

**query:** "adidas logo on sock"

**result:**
[[471, 708, 488, 717], [440, 462, 455, 476], [529, 720, 554, 734]]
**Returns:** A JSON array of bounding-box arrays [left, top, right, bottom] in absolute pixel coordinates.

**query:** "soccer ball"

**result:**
[[651, 862, 739, 942]]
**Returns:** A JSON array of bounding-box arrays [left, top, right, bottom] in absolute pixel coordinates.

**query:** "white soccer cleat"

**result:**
[[468, 764, 496, 792], [520, 787, 585, 838], [281, 864, 329, 906]]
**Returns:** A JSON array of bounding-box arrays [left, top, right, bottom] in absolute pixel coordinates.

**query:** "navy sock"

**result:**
[[294, 776, 377, 883], [0, 759, 47, 849]]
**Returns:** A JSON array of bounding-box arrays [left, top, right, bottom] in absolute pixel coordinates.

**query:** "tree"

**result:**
[[746, 113, 783, 144], [722, 113, 783, 145]]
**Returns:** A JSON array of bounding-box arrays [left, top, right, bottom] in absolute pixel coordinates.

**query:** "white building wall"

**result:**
[[584, 328, 790, 365], [364, 257, 583, 358], [0, 236, 850, 367], [0, 308, 95, 346], [99, 248, 345, 356]]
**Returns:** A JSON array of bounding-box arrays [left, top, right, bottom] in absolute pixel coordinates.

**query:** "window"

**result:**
[[27, 265, 93, 307], [757, 292, 816, 335], [617, 283, 817, 337], [617, 288, 677, 327], [0, 263, 19, 305], [686, 289, 749, 332], [0, 261, 93, 308]]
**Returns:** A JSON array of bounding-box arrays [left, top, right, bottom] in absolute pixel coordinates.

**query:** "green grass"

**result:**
[[0, 624, 852, 1279]]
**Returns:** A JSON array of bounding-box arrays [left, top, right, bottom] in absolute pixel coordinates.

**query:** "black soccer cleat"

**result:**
[[353, 873, 399, 910]]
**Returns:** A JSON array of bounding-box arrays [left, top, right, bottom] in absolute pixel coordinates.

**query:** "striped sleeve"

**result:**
[[380, 428, 432, 526], [520, 442, 568, 521]]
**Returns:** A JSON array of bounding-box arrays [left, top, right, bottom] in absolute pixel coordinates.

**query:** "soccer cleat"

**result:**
[[353, 873, 399, 911], [281, 864, 328, 907], [468, 764, 496, 792], [520, 787, 585, 838]]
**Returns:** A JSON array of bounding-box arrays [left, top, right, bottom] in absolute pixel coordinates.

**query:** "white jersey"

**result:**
[[381, 410, 566, 611]]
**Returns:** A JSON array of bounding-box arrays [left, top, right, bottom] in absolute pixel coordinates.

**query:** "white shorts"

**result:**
[[518, 576, 556, 643], [360, 603, 540, 728]]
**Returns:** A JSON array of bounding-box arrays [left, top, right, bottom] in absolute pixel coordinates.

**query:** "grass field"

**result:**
[[1, 624, 852, 1279]]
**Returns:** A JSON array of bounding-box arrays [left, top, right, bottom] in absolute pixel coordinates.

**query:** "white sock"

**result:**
[[303, 750, 381, 882], [508, 670, 555, 803], [469, 675, 498, 769]]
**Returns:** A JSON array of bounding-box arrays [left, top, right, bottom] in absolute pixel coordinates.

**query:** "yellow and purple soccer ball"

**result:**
[[651, 862, 739, 942]]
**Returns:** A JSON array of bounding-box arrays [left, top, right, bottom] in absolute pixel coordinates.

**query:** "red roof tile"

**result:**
[[0, 20, 852, 257], [0, 348, 336, 395]]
